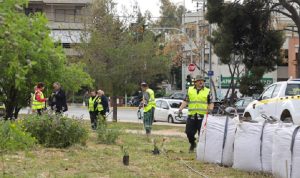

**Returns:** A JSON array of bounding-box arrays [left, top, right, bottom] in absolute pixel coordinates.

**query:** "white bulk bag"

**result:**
[[233, 120, 278, 172], [272, 124, 300, 178], [261, 123, 278, 173], [292, 129, 300, 178], [197, 115, 237, 166], [233, 121, 263, 171]]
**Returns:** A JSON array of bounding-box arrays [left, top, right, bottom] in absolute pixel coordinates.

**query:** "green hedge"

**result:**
[[22, 114, 88, 148]]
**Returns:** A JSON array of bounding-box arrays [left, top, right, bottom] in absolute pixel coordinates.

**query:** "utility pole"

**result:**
[[182, 0, 186, 92], [208, 23, 212, 91]]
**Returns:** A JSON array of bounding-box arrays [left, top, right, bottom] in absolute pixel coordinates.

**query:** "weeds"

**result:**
[[97, 116, 120, 144], [0, 120, 36, 176]]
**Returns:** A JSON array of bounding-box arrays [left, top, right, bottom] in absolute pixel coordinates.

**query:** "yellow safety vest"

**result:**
[[88, 97, 98, 111], [32, 91, 45, 110], [188, 86, 210, 115], [144, 88, 156, 112], [96, 97, 104, 112]]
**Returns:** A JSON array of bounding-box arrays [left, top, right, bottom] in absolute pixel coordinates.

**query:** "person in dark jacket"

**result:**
[[50, 82, 68, 114], [97, 90, 110, 118]]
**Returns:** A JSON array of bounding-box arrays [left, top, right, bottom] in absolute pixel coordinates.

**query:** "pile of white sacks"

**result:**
[[196, 114, 300, 178]]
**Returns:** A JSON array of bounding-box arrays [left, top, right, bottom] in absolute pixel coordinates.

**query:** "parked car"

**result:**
[[169, 92, 186, 100], [154, 98, 188, 123], [0, 102, 5, 117], [244, 79, 300, 124], [234, 97, 254, 116]]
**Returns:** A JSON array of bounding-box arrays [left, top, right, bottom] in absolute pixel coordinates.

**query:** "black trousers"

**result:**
[[185, 114, 204, 145], [37, 109, 42, 115], [89, 111, 98, 129]]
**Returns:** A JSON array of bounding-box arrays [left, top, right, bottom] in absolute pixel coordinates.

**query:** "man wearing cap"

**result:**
[[179, 75, 214, 152], [140, 82, 156, 135]]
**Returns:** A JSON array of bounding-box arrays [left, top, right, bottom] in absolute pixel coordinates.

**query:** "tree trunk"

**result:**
[[14, 106, 21, 119], [4, 88, 17, 120], [112, 96, 118, 122], [5, 102, 14, 120]]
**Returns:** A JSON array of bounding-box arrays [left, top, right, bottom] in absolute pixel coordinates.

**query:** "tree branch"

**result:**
[[277, 28, 299, 32], [288, 0, 300, 7], [270, 9, 293, 19], [279, 0, 300, 22]]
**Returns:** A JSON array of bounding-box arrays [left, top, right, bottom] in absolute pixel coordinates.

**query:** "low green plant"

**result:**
[[97, 116, 120, 144], [121, 145, 129, 156], [0, 120, 36, 152], [22, 114, 88, 148]]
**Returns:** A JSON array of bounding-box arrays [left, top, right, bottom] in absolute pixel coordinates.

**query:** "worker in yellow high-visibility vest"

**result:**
[[140, 82, 156, 136], [32, 82, 47, 115], [179, 75, 214, 152], [87, 90, 99, 130]]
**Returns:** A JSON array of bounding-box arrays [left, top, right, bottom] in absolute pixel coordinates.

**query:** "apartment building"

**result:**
[[26, 0, 91, 56], [274, 12, 299, 79]]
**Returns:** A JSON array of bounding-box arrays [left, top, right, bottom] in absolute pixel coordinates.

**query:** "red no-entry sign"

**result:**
[[188, 63, 196, 72]]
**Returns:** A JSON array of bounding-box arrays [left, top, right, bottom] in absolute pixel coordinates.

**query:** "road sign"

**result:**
[[207, 70, 214, 76], [188, 63, 196, 72]]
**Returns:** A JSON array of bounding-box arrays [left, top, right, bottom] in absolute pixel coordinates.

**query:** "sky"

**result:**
[[116, 0, 200, 18]]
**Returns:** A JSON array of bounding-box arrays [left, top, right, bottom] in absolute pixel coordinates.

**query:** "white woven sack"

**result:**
[[233, 122, 263, 172], [272, 124, 300, 178], [197, 115, 236, 166], [261, 123, 278, 173]]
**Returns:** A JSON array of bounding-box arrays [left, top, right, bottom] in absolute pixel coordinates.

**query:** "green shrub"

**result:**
[[22, 114, 88, 148], [0, 120, 36, 152], [97, 117, 120, 144]]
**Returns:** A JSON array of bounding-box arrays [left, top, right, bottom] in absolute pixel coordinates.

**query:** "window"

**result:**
[[235, 100, 244, 107], [243, 99, 253, 107], [272, 84, 282, 97], [55, 9, 80, 23], [55, 9, 65, 22], [25, 8, 43, 16], [261, 85, 276, 100], [65, 9, 75, 22], [75, 9, 82, 23], [156, 100, 162, 108], [169, 101, 182, 108], [161, 101, 169, 109], [285, 84, 300, 96], [62, 43, 71, 48]]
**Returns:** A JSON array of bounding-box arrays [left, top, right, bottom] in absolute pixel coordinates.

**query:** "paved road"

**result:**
[[20, 105, 138, 121], [20, 105, 184, 126], [65, 105, 139, 122]]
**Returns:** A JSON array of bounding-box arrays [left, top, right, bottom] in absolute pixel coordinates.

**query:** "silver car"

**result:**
[[154, 99, 188, 123]]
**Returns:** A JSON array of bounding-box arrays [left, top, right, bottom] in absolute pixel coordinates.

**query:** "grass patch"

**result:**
[[0, 122, 271, 178], [108, 121, 185, 132]]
